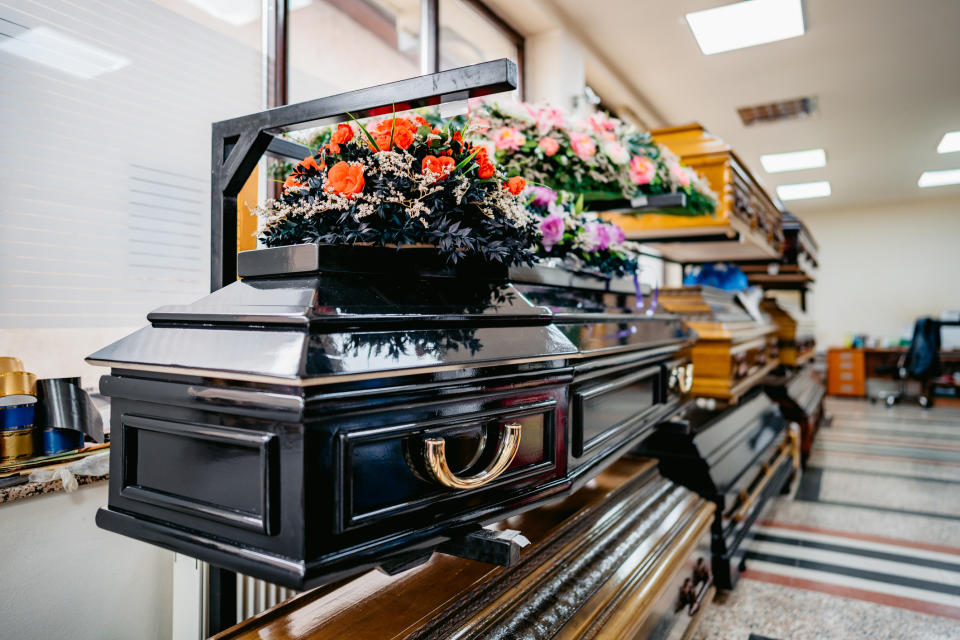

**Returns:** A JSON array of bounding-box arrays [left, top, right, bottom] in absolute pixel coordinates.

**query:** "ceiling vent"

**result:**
[[737, 96, 818, 126]]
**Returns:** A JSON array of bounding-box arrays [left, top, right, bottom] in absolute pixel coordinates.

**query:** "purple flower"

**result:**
[[531, 186, 557, 208], [539, 213, 565, 251], [609, 223, 625, 245], [585, 222, 611, 252]]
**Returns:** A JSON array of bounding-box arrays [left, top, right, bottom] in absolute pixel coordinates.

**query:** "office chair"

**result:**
[[882, 318, 940, 408]]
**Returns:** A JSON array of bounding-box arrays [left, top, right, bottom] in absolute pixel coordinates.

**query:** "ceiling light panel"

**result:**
[[918, 169, 960, 188], [686, 0, 805, 55], [937, 131, 960, 154], [0, 26, 130, 79], [777, 181, 831, 201], [761, 149, 826, 173]]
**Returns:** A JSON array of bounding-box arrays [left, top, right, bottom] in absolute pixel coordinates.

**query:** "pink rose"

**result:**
[[494, 127, 526, 151], [539, 213, 565, 251], [535, 107, 566, 131], [670, 162, 691, 187], [538, 137, 560, 156], [570, 134, 596, 160], [630, 156, 656, 185]]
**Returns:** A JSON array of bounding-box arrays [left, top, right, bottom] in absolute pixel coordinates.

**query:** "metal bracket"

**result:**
[[437, 527, 530, 567], [210, 59, 518, 291]]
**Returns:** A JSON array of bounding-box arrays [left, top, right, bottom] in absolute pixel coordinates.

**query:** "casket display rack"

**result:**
[[88, 60, 697, 590], [738, 212, 819, 311]]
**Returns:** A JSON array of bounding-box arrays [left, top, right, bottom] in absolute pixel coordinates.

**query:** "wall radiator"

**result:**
[[173, 555, 298, 638]]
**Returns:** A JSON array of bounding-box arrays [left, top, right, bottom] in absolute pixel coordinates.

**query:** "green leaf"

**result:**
[[454, 148, 480, 173], [346, 111, 379, 152], [575, 193, 584, 214]]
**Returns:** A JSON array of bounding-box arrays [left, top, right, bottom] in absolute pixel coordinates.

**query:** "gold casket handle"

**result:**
[[423, 422, 522, 490]]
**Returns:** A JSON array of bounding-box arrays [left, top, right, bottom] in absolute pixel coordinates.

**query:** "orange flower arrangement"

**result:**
[[261, 109, 538, 268], [324, 161, 365, 198]]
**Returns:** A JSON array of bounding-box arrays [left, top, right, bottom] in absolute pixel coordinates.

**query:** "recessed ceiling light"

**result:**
[[937, 131, 960, 154], [685, 0, 805, 55], [760, 149, 826, 173], [918, 169, 960, 188], [0, 26, 130, 79], [777, 181, 831, 201]]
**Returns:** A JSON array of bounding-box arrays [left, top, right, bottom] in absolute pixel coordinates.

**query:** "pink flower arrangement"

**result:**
[[538, 137, 560, 156], [630, 156, 656, 185], [533, 106, 566, 132], [539, 213, 566, 251], [570, 134, 596, 160], [494, 127, 526, 151], [584, 221, 611, 252]]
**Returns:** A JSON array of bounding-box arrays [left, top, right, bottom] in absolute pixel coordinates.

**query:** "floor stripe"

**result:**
[[828, 411, 960, 426], [791, 497, 960, 522], [828, 424, 960, 441], [746, 540, 960, 588], [742, 557, 960, 609], [758, 520, 960, 556], [750, 532, 960, 574], [806, 465, 960, 485], [814, 441, 960, 462], [817, 432, 960, 452], [795, 466, 822, 501], [808, 448, 960, 466], [742, 568, 960, 621]]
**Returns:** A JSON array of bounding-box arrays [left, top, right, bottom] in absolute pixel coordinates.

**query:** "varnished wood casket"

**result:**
[[212, 458, 716, 640], [658, 286, 780, 404], [87, 245, 695, 590], [761, 298, 816, 367], [600, 123, 784, 263]]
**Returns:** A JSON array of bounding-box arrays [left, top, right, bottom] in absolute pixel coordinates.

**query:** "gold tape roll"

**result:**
[[0, 372, 37, 398], [0, 357, 25, 374], [0, 427, 35, 461]]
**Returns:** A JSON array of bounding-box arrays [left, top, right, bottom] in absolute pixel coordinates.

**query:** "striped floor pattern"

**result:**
[[695, 397, 960, 639]]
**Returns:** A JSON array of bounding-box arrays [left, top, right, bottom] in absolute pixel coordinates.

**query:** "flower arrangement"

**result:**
[[258, 113, 539, 268], [527, 186, 642, 277], [463, 101, 717, 216]]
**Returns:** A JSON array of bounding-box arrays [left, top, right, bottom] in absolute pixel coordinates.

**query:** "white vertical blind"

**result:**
[[0, 0, 262, 328]]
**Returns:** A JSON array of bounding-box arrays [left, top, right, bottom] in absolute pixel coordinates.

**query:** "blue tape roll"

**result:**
[[0, 403, 35, 430], [42, 427, 85, 456]]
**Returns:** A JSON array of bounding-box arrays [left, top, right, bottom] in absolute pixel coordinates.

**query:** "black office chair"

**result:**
[[883, 318, 941, 408]]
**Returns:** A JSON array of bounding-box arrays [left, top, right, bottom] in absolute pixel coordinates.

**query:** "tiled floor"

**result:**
[[694, 397, 960, 640]]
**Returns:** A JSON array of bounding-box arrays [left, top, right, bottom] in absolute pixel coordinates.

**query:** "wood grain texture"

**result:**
[[213, 458, 715, 640]]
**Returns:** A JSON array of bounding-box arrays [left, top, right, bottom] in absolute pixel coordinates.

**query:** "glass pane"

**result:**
[[288, 0, 421, 102], [0, 0, 262, 331], [440, 0, 518, 71]]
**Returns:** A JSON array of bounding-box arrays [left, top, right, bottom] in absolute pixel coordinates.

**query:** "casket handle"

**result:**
[[423, 422, 522, 490]]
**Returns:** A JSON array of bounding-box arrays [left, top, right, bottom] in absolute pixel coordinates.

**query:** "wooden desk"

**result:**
[[827, 347, 960, 399]]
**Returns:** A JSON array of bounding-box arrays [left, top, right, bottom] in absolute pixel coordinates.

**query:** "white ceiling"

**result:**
[[492, 0, 960, 213]]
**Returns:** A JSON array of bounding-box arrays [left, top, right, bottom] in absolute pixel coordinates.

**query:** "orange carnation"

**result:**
[[300, 155, 321, 172], [422, 154, 455, 179], [477, 162, 494, 179], [284, 174, 302, 189], [331, 123, 354, 145], [324, 161, 365, 198], [505, 176, 526, 195], [369, 117, 418, 151]]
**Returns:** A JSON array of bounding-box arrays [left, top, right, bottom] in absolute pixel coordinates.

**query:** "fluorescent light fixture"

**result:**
[[937, 131, 960, 154], [0, 26, 130, 79], [777, 180, 831, 201], [685, 0, 805, 55], [918, 169, 960, 188], [760, 148, 826, 173]]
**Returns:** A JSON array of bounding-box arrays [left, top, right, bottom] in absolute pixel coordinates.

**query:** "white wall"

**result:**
[[0, 483, 173, 640], [797, 196, 960, 348]]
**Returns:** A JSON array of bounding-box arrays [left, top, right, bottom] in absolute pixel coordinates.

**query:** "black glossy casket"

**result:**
[[88, 245, 694, 589], [765, 364, 825, 465], [635, 389, 798, 589]]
